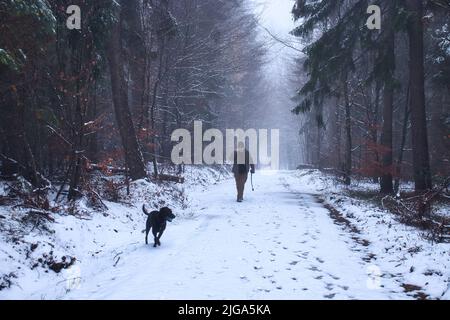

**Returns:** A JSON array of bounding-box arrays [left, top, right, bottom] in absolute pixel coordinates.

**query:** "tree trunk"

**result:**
[[394, 83, 411, 193], [69, 40, 84, 201], [122, 0, 146, 118], [335, 98, 342, 170], [343, 76, 352, 185], [380, 18, 395, 194], [372, 82, 380, 184], [107, 7, 147, 181], [316, 122, 322, 169], [68, 75, 84, 201], [405, 0, 432, 192], [88, 81, 98, 162]]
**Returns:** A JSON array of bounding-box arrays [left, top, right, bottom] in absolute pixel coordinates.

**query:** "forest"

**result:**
[[0, 0, 449, 301], [1, 0, 267, 195], [291, 0, 449, 194]]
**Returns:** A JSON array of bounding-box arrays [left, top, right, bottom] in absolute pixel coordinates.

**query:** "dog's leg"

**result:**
[[152, 229, 158, 247], [156, 235, 161, 246], [145, 221, 152, 245], [145, 217, 152, 245], [156, 229, 165, 246]]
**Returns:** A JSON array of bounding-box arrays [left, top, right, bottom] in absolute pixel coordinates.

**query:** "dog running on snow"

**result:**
[[143, 205, 175, 247]]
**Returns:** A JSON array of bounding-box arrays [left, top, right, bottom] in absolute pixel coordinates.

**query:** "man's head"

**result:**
[[237, 141, 245, 151]]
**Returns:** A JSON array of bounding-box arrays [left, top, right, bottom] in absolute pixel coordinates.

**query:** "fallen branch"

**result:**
[[113, 251, 123, 267], [113, 257, 121, 267], [27, 210, 55, 223], [381, 179, 450, 242], [156, 174, 185, 184], [86, 163, 128, 174]]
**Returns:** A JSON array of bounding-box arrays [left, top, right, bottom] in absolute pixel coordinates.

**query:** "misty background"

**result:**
[[248, 0, 303, 169]]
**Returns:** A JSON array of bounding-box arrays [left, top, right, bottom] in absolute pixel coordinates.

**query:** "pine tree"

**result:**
[[404, 0, 432, 191]]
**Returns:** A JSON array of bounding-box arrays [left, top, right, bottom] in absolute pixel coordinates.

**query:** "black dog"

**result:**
[[143, 205, 175, 247]]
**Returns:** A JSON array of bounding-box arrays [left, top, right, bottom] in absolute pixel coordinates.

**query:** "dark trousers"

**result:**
[[234, 172, 248, 200]]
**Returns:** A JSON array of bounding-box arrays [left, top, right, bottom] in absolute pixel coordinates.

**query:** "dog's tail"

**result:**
[[142, 204, 150, 216]]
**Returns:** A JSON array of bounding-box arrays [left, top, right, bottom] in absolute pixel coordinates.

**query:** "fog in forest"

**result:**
[[247, 0, 303, 169]]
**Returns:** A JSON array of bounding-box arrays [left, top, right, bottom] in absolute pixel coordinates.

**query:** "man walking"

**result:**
[[232, 142, 255, 202]]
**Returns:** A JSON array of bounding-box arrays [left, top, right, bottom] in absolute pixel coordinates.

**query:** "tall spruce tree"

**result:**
[[405, 0, 432, 191], [290, 0, 434, 193]]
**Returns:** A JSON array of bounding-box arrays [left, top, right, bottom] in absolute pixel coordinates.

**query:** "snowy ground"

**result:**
[[0, 169, 448, 299]]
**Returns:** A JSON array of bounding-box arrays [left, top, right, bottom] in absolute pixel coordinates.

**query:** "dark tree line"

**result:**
[[0, 0, 265, 200], [290, 0, 450, 194]]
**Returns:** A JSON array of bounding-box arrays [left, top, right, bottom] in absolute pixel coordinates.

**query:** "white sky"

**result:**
[[248, 0, 301, 79], [247, 0, 304, 167], [254, 0, 296, 35]]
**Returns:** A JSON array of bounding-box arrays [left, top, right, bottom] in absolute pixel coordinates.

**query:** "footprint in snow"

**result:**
[[308, 265, 321, 272], [315, 257, 325, 264], [325, 283, 334, 291], [328, 274, 340, 280]]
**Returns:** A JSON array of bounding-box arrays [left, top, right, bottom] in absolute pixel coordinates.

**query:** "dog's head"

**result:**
[[160, 207, 175, 222]]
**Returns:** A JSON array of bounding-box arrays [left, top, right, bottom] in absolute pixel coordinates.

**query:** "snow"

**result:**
[[290, 170, 450, 299], [0, 168, 448, 299]]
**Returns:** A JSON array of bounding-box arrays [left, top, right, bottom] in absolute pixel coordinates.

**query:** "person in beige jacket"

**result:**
[[231, 142, 255, 202]]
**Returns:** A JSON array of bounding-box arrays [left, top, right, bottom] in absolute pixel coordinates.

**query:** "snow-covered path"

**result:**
[[46, 170, 411, 300]]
